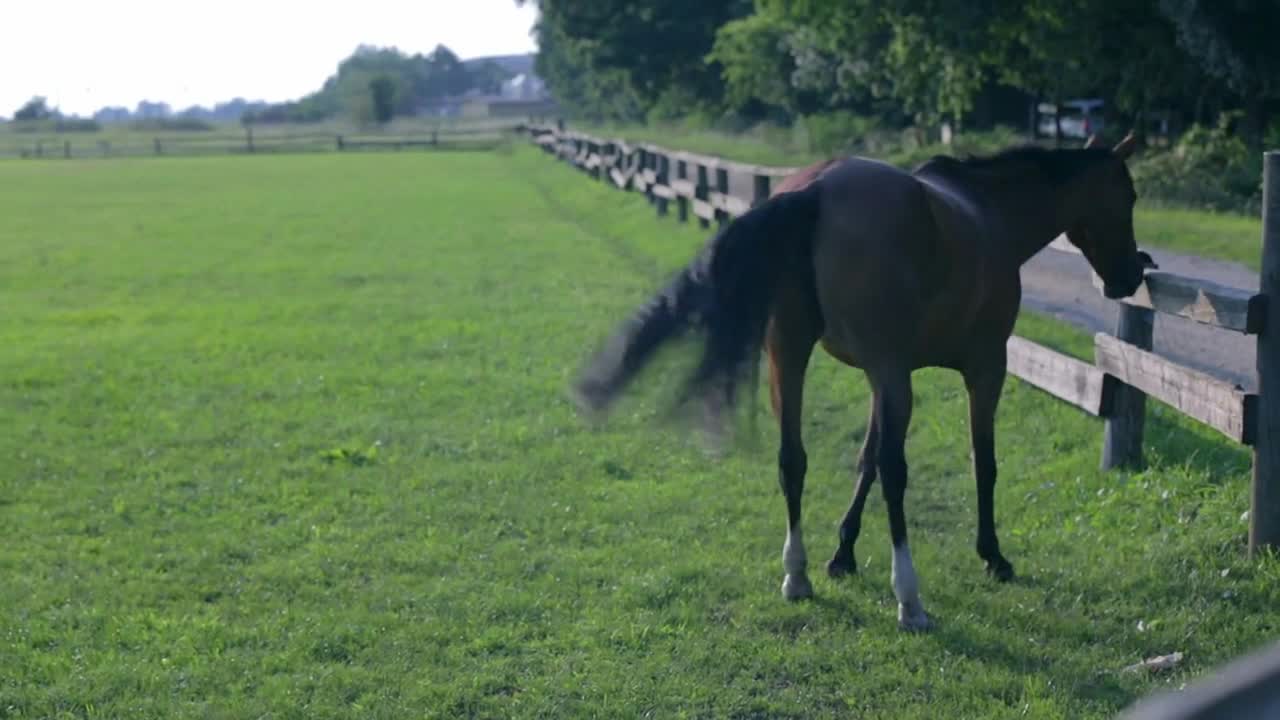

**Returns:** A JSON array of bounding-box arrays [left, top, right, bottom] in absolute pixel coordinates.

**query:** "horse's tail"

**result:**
[[571, 182, 822, 421]]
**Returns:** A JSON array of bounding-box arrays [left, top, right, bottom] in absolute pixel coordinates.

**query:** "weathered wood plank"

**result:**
[[1006, 336, 1112, 416], [651, 184, 677, 200], [710, 192, 751, 218], [670, 179, 696, 198], [1090, 271, 1256, 333], [692, 199, 715, 222], [580, 133, 803, 179], [1095, 333, 1255, 444]]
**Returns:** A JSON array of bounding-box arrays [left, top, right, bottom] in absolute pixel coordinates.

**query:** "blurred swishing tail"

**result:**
[[570, 183, 822, 425]]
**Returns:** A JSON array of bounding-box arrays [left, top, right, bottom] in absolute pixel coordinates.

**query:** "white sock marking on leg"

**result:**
[[783, 526, 807, 575], [896, 540, 926, 620]]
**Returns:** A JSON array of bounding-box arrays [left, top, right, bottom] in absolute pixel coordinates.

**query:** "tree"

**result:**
[[517, 0, 751, 120], [13, 97, 53, 122], [1159, 0, 1280, 143], [369, 75, 397, 124], [245, 44, 508, 124]]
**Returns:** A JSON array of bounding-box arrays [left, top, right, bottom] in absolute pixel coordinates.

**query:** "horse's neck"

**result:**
[[986, 181, 1076, 267]]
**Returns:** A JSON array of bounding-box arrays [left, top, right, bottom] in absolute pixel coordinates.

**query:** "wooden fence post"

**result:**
[[752, 173, 771, 208], [154, 138, 162, 156], [655, 154, 670, 218], [63, 141, 70, 159], [676, 160, 690, 223], [643, 150, 656, 205], [35, 141, 42, 158], [336, 135, 345, 151], [1252, 151, 1280, 554], [246, 127, 255, 153], [715, 167, 730, 228], [695, 163, 711, 229], [1100, 304, 1155, 470]]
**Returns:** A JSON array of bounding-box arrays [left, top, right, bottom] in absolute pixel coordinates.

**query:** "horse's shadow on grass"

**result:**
[[791, 574, 1135, 709]]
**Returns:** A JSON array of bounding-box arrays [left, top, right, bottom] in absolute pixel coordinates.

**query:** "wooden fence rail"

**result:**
[[523, 123, 1279, 555]]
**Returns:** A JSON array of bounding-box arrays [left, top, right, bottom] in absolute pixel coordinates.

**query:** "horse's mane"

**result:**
[[915, 145, 1116, 185]]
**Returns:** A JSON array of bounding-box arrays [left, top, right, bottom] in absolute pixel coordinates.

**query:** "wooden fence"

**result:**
[[522, 124, 1280, 555], [1, 124, 514, 160]]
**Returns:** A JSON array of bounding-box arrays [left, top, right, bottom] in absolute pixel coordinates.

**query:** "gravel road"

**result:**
[[1021, 245, 1259, 390]]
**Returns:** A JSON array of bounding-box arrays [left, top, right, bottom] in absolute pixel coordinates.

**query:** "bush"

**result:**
[[1130, 112, 1262, 214], [796, 111, 879, 155]]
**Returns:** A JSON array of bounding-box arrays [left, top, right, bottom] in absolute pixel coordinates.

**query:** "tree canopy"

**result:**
[[244, 44, 516, 125], [521, 0, 1279, 142]]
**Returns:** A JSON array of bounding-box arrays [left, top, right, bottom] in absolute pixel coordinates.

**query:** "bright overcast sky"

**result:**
[[1, 0, 540, 117]]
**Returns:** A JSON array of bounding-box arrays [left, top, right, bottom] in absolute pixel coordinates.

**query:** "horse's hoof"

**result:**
[[826, 555, 857, 578], [897, 604, 932, 632], [781, 572, 814, 601], [986, 557, 1015, 583]]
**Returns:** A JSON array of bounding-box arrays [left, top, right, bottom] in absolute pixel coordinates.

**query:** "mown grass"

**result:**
[[1133, 206, 1262, 271], [0, 147, 1276, 719], [579, 122, 1266, 271]]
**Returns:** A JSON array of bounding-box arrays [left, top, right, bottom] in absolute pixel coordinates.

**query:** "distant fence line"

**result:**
[[522, 123, 1280, 718], [0, 123, 520, 160]]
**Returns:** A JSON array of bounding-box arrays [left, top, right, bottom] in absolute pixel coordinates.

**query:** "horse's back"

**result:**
[[803, 158, 941, 366], [797, 155, 1014, 371]]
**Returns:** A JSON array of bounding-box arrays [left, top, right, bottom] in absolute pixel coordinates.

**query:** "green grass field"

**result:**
[[1, 147, 1277, 718]]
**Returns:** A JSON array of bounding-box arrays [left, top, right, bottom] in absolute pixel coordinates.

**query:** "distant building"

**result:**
[[500, 73, 548, 101], [461, 95, 558, 119]]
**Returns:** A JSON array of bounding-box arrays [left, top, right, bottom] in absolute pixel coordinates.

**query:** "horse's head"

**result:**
[[1065, 133, 1157, 299]]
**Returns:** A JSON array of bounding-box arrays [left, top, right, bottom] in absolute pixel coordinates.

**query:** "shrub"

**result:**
[[1130, 112, 1261, 214], [796, 111, 879, 155]]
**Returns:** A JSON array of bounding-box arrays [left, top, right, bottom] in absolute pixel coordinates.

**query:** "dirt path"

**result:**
[[1021, 245, 1258, 390]]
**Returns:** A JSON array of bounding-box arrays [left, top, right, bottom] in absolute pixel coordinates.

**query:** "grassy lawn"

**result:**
[[1133, 206, 1263, 271], [576, 123, 1266, 271], [1, 147, 1276, 719]]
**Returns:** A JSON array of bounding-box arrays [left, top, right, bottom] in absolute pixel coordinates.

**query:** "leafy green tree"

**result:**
[[13, 97, 53, 122], [369, 75, 397, 124], [1159, 0, 1280, 142], [517, 0, 751, 120]]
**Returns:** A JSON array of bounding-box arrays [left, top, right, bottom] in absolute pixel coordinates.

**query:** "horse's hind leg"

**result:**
[[827, 394, 878, 578], [872, 370, 931, 631], [767, 316, 818, 600]]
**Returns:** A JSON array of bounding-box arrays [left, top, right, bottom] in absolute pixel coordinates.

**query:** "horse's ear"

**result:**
[[1084, 134, 1101, 149], [1113, 132, 1138, 159]]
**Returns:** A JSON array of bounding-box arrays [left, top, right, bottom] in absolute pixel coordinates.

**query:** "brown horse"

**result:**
[[571, 134, 1154, 631]]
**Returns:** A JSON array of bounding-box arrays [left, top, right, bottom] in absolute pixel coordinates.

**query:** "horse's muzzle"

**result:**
[[1103, 253, 1156, 299]]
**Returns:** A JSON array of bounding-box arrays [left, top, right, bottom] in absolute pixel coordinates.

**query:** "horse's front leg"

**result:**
[[965, 359, 1015, 582], [827, 395, 878, 578]]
